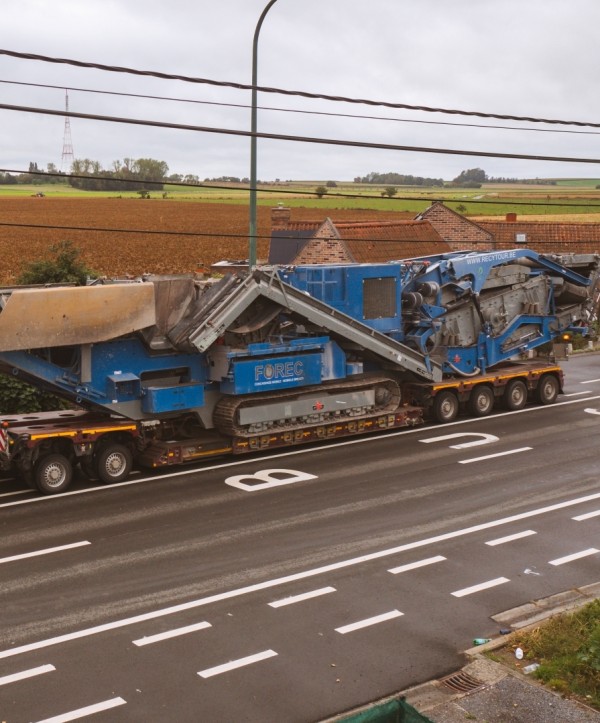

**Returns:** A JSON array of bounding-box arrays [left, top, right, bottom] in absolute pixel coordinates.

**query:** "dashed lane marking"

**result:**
[[388, 555, 446, 574], [549, 548, 599, 566], [33, 696, 126, 723], [458, 447, 532, 464], [335, 609, 404, 634], [572, 509, 600, 521], [0, 664, 55, 686], [133, 621, 212, 646], [198, 650, 277, 678], [485, 530, 536, 546], [451, 577, 510, 597], [0, 540, 91, 565], [268, 586, 336, 608]]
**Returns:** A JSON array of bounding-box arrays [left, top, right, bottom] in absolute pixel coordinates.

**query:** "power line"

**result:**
[[4, 167, 600, 208], [1, 221, 597, 247], [1, 48, 600, 129], [4, 102, 600, 166], [2, 78, 599, 137]]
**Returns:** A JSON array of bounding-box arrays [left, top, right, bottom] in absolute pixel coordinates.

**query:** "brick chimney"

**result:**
[[506, 212, 517, 223], [271, 204, 291, 231]]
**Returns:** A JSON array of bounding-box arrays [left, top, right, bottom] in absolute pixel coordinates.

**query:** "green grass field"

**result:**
[[3, 180, 600, 217]]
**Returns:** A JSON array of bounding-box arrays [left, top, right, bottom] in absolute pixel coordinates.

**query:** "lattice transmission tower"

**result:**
[[60, 90, 74, 172]]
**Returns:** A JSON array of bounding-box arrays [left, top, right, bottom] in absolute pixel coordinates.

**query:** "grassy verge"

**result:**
[[500, 600, 600, 709]]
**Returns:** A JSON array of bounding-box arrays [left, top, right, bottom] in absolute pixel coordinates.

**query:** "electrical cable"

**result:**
[[3, 102, 600, 166], [1, 78, 599, 137], [0, 221, 594, 248], [1, 48, 600, 129]]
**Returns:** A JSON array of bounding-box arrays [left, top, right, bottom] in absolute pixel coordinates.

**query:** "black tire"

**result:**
[[432, 390, 459, 423], [535, 374, 559, 405], [503, 379, 528, 410], [79, 457, 99, 481], [95, 444, 133, 484], [468, 386, 495, 417], [35, 454, 73, 495]]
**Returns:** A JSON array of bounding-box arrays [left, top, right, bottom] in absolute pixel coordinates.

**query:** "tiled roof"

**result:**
[[335, 220, 450, 261], [269, 218, 450, 264], [478, 221, 600, 251]]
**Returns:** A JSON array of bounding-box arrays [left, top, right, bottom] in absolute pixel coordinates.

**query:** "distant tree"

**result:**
[[17, 241, 97, 286], [383, 186, 398, 198], [326, 180, 337, 188], [353, 171, 443, 187], [456, 204, 467, 213], [453, 168, 487, 184], [315, 185, 327, 198]]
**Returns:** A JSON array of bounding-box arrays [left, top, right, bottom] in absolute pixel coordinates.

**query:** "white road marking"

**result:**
[[132, 621, 212, 646], [388, 555, 446, 574], [458, 447, 532, 464], [572, 509, 600, 521], [268, 586, 336, 608], [3, 489, 600, 661], [451, 577, 510, 597], [335, 609, 403, 634], [419, 433, 499, 449], [225, 468, 317, 491], [198, 649, 277, 678], [580, 378, 600, 384], [485, 530, 537, 546], [549, 548, 599, 566], [584, 408, 600, 416], [0, 664, 55, 686], [2, 394, 599, 509], [0, 490, 32, 499], [0, 540, 91, 565], [33, 696, 126, 723], [562, 391, 592, 397]]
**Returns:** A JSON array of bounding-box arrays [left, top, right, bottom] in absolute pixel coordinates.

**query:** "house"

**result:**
[[418, 201, 600, 254], [268, 205, 450, 265]]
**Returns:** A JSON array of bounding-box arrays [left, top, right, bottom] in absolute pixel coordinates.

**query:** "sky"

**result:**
[[3, 0, 600, 182]]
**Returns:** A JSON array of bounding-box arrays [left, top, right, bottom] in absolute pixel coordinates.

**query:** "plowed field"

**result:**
[[0, 199, 412, 283]]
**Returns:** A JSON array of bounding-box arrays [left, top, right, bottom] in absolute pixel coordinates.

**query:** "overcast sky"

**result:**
[[3, 0, 600, 182]]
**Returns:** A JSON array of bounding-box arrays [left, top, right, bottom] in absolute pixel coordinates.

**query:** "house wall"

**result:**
[[294, 231, 352, 264], [420, 203, 493, 250]]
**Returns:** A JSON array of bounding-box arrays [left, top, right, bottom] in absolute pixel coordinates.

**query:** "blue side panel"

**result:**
[[221, 353, 322, 394], [142, 383, 204, 414], [281, 264, 403, 333]]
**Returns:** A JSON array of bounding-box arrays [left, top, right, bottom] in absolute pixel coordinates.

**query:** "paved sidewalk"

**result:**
[[402, 582, 600, 723]]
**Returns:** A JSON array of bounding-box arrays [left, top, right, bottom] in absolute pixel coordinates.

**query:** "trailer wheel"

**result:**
[[96, 444, 133, 484], [503, 379, 528, 410], [535, 374, 559, 405], [432, 390, 459, 423], [35, 454, 73, 495], [468, 386, 495, 417]]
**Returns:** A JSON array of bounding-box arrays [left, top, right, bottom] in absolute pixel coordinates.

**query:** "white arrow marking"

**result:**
[[420, 432, 499, 449]]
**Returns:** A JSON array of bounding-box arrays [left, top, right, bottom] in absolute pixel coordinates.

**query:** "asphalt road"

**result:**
[[1, 354, 599, 722]]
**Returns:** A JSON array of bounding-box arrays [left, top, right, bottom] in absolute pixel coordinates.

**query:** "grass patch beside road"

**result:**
[[511, 599, 600, 709]]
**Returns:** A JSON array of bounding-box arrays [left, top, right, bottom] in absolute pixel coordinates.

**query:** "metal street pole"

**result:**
[[249, 0, 280, 269]]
